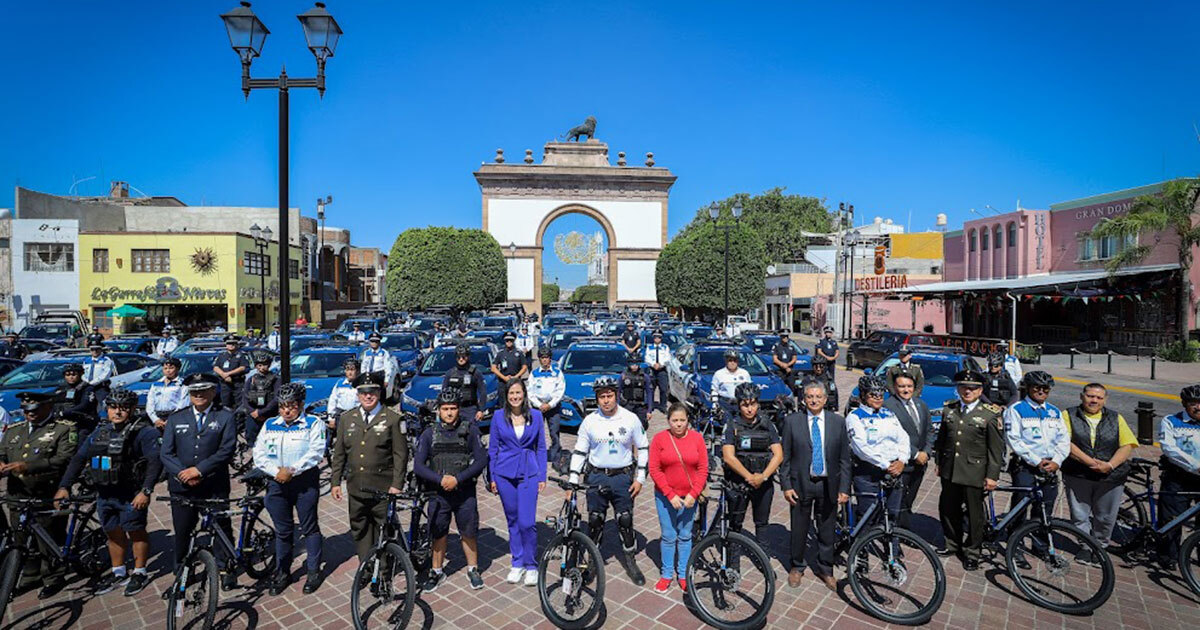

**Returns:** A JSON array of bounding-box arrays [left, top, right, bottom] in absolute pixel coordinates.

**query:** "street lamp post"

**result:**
[[221, 1, 342, 381], [708, 201, 743, 332], [316, 194, 332, 325], [844, 230, 860, 340], [250, 224, 273, 334]]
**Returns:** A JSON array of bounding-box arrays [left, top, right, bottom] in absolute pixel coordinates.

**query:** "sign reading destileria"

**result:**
[[855, 274, 909, 292], [91, 277, 227, 303]]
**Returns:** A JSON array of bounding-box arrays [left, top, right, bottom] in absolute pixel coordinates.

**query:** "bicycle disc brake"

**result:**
[[886, 560, 909, 586]]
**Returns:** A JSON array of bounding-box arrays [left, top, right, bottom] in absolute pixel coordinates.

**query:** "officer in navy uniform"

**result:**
[[55, 362, 100, 437], [722, 382, 785, 542], [240, 351, 281, 443], [619, 352, 652, 430], [253, 383, 327, 595], [0, 392, 78, 598], [803, 360, 839, 412], [621, 321, 641, 355], [772, 330, 800, 393], [815, 326, 839, 366], [413, 389, 489, 592], [0, 330, 27, 360], [442, 344, 486, 424], [147, 357, 190, 430], [55, 387, 161, 597], [642, 330, 671, 414], [212, 335, 250, 411], [159, 372, 239, 591], [86, 325, 105, 348], [490, 332, 528, 386]]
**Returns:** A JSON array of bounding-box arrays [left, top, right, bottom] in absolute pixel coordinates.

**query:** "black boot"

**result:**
[[618, 551, 645, 586], [269, 570, 290, 596], [303, 570, 324, 594]]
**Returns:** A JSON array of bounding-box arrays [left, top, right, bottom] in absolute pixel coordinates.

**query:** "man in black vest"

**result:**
[[240, 351, 280, 443], [722, 382, 784, 542], [982, 351, 1018, 407], [55, 363, 99, 437], [55, 387, 161, 596], [619, 352, 651, 430], [442, 344, 487, 423], [1061, 383, 1137, 566], [883, 373, 935, 533]]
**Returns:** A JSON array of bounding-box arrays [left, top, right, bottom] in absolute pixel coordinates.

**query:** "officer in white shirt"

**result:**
[[325, 358, 361, 429], [1003, 370, 1071, 568], [266, 323, 282, 352], [83, 342, 117, 407], [845, 375, 910, 521], [515, 327, 535, 358], [642, 330, 671, 414], [1155, 384, 1200, 568], [360, 332, 395, 398], [347, 322, 367, 343], [147, 357, 190, 430], [253, 382, 327, 595], [711, 348, 752, 419], [568, 376, 650, 586], [527, 347, 566, 468], [155, 326, 180, 358]]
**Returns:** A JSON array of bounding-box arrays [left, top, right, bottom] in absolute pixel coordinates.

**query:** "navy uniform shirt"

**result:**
[[773, 341, 796, 365], [413, 420, 488, 486], [816, 338, 839, 361], [60, 420, 162, 493], [214, 350, 250, 384], [622, 330, 640, 351], [493, 348, 526, 377]]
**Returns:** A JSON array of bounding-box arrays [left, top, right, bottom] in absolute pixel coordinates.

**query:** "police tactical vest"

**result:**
[[85, 419, 149, 487], [622, 371, 646, 404], [730, 418, 774, 475], [1061, 406, 1129, 483], [446, 368, 478, 407], [430, 422, 472, 477], [247, 373, 278, 409]]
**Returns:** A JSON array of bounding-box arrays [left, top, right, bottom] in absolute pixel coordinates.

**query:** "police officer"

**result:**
[[642, 329, 671, 414], [722, 382, 785, 542], [443, 344, 486, 424], [1004, 370, 1071, 569], [619, 352, 652, 431], [213, 335, 250, 411], [414, 389, 488, 591], [982, 351, 1018, 407], [265, 323, 282, 352], [432, 323, 451, 347], [803, 360, 839, 412], [86, 325, 105, 348], [0, 330, 27, 360], [452, 322, 470, 339], [621, 320, 641, 354], [884, 346, 925, 397], [325, 358, 361, 426], [0, 392, 78, 598], [56, 362, 99, 436], [147, 357, 190, 430], [360, 331, 395, 398], [1155, 384, 1200, 570], [348, 322, 367, 343], [241, 351, 281, 443], [568, 376, 650, 585], [155, 325, 180, 358], [515, 326, 535, 357], [54, 387, 160, 596], [772, 330, 799, 393], [527, 347, 566, 470], [815, 326, 839, 366], [845, 375, 909, 523], [491, 332, 528, 385], [83, 341, 117, 407], [934, 369, 1005, 570], [711, 348, 752, 420], [160, 372, 238, 590], [330, 372, 409, 574], [253, 382, 327, 595]]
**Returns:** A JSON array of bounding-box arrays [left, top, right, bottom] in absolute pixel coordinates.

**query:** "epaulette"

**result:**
[[983, 403, 1003, 414], [5, 419, 27, 429], [944, 399, 960, 408], [54, 418, 76, 427]]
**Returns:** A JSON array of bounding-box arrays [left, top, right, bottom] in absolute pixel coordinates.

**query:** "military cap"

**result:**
[[184, 372, 222, 391], [953, 369, 985, 386], [62, 363, 84, 375], [353, 371, 385, 391], [367, 331, 382, 342], [503, 331, 516, 341], [223, 334, 239, 343], [16, 391, 55, 410]]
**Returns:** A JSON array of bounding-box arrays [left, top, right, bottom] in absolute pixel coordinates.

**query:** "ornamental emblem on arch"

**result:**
[[553, 231, 600, 265]]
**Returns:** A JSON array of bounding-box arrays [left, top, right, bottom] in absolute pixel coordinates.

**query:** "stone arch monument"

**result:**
[[475, 135, 676, 316]]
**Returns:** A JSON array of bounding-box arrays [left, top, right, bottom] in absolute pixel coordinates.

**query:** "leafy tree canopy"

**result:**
[[679, 187, 833, 264], [386, 227, 506, 313], [656, 221, 767, 313], [542, 283, 561, 305], [570, 284, 608, 304]]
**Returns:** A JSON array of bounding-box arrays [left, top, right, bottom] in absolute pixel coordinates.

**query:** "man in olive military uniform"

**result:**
[[240, 351, 280, 443], [933, 369, 1005, 570], [0, 391, 78, 597], [884, 346, 925, 397], [329, 372, 410, 574]]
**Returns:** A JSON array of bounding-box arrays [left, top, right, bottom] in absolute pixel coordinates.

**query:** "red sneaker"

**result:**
[[678, 578, 688, 591], [654, 578, 671, 593]]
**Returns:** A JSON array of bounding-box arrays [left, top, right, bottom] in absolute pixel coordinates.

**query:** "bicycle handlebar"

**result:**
[[548, 476, 599, 491]]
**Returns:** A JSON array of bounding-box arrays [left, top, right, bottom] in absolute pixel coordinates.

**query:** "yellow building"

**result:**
[[78, 232, 302, 335]]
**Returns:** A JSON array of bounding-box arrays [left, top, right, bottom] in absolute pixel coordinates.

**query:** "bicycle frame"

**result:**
[[1124, 467, 1200, 539], [9, 499, 95, 571], [836, 484, 891, 546]]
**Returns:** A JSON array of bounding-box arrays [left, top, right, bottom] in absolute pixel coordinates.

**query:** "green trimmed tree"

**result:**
[[679, 188, 833, 263], [1090, 178, 1200, 347], [656, 221, 767, 315], [570, 284, 608, 304], [386, 227, 506, 313], [542, 283, 561, 305]]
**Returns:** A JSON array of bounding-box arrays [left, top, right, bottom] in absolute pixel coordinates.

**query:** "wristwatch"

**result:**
[[140, 487, 153, 497]]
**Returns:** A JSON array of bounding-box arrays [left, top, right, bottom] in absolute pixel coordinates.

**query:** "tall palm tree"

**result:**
[[1090, 177, 1200, 345]]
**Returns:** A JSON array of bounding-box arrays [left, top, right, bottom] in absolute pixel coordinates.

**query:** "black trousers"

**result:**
[[898, 464, 927, 531], [648, 369, 669, 413], [789, 487, 836, 574], [1157, 466, 1200, 562], [6, 487, 66, 580], [219, 381, 243, 411], [939, 481, 985, 561], [727, 480, 774, 540], [170, 494, 233, 570]]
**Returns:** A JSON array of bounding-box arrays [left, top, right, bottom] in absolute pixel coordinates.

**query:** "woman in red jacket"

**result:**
[[648, 402, 708, 593]]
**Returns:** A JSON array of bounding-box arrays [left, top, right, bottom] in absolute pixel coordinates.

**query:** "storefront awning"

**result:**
[[890, 263, 1180, 296]]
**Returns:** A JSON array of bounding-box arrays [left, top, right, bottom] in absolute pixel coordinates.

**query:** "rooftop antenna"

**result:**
[[69, 175, 96, 196], [984, 204, 1003, 215]]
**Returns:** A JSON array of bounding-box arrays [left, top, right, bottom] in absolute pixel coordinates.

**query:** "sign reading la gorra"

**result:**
[[91, 277, 227, 303]]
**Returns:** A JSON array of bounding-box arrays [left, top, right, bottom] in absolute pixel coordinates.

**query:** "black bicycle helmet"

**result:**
[[63, 363, 84, 375], [105, 387, 137, 408], [436, 388, 462, 407], [1022, 371, 1055, 389], [277, 382, 308, 404], [987, 351, 1005, 367], [454, 344, 471, 358], [626, 352, 642, 366], [252, 350, 273, 365], [734, 382, 760, 402], [858, 375, 888, 396], [342, 357, 361, 370], [1181, 384, 1200, 403], [592, 375, 619, 393]]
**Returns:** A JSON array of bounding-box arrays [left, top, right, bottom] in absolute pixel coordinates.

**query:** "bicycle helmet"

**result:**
[[1022, 371, 1055, 389], [342, 357, 361, 370], [277, 382, 308, 404], [252, 350, 273, 365], [723, 348, 740, 361], [436, 388, 462, 407], [454, 344, 471, 358], [1180, 384, 1200, 403], [537, 346, 552, 359], [63, 363, 84, 375], [592, 375, 619, 393], [626, 352, 642, 366], [734, 382, 760, 402], [858, 375, 887, 397], [987, 351, 1005, 368], [162, 357, 182, 368], [105, 387, 137, 408]]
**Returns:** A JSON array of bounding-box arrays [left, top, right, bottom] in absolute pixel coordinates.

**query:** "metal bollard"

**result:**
[[1069, 350, 1075, 370], [1136, 401, 1156, 445], [1151, 356, 1156, 380], [1106, 351, 1113, 374]]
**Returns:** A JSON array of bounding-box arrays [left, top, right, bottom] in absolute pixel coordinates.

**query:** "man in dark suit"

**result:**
[[780, 380, 850, 591], [159, 372, 238, 590], [883, 373, 935, 533]]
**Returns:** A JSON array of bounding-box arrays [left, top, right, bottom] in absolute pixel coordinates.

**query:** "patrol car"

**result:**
[[377, 331, 425, 384], [740, 332, 813, 374], [103, 336, 158, 355], [337, 316, 389, 335], [19, 322, 83, 348], [400, 341, 499, 425], [481, 314, 518, 331], [844, 348, 985, 428], [542, 328, 594, 362], [286, 345, 365, 415], [125, 350, 221, 408], [556, 339, 631, 430], [539, 312, 582, 345], [0, 352, 158, 415], [679, 324, 715, 342], [666, 341, 792, 423]]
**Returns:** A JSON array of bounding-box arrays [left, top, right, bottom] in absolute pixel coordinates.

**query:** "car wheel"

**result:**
[[847, 352, 857, 369]]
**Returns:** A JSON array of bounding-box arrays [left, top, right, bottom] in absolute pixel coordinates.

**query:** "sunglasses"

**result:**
[[1029, 385, 1051, 392]]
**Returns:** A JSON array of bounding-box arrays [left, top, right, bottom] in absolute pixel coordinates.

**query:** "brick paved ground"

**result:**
[[4, 367, 1199, 629]]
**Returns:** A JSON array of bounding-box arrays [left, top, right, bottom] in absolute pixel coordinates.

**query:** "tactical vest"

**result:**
[[983, 372, 1013, 404], [429, 421, 473, 477], [446, 368, 478, 407], [729, 418, 774, 475], [621, 371, 646, 404], [247, 373, 278, 409], [84, 419, 148, 487], [1061, 406, 1129, 483]]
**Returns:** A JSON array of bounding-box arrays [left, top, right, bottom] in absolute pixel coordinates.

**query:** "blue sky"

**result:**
[[3, 2, 1199, 288]]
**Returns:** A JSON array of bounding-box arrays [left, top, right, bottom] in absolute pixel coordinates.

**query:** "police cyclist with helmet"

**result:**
[[1003, 370, 1071, 569], [213, 334, 251, 411], [845, 375, 910, 524], [643, 329, 671, 415], [620, 352, 652, 431], [241, 351, 281, 444], [491, 331, 528, 385], [54, 387, 160, 596], [443, 344, 487, 424], [1153, 384, 1200, 570], [722, 382, 785, 543], [982, 350, 1019, 407], [414, 389, 489, 591], [711, 348, 752, 420], [252, 382, 328, 595], [568, 375, 651, 585], [528, 346, 566, 470]]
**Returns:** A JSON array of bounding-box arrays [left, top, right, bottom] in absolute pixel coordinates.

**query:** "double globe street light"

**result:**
[[221, 1, 342, 380]]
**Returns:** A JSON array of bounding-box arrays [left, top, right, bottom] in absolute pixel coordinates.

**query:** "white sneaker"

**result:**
[[506, 567, 525, 584], [523, 570, 538, 587]]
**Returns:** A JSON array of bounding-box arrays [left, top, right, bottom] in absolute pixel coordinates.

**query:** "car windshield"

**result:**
[[878, 356, 964, 388], [338, 320, 376, 333], [551, 331, 592, 349], [105, 340, 141, 352], [482, 316, 515, 328], [543, 315, 578, 328], [22, 325, 69, 339], [292, 352, 359, 378], [681, 326, 713, 341], [697, 349, 770, 376], [0, 362, 68, 388], [562, 348, 627, 374], [140, 355, 217, 382], [419, 348, 491, 375], [603, 323, 626, 335], [381, 335, 419, 351], [289, 336, 329, 352]]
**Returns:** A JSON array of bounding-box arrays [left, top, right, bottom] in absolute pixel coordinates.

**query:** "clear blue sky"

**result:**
[[4, 1, 1199, 288]]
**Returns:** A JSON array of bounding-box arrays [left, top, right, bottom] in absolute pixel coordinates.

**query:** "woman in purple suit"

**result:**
[[488, 379, 548, 586]]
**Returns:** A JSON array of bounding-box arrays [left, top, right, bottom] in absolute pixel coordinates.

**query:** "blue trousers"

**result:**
[[1010, 462, 1058, 554], [648, 369, 669, 413], [495, 475, 541, 570], [264, 468, 324, 573], [852, 464, 903, 523], [654, 492, 696, 579], [544, 405, 563, 469]]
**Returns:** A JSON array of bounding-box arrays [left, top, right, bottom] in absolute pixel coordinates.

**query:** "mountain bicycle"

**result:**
[[539, 476, 606, 630], [1107, 457, 1200, 594], [351, 487, 437, 630]]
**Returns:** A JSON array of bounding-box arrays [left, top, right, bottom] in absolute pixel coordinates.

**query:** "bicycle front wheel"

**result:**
[[0, 549, 24, 623], [1005, 519, 1114, 614], [847, 526, 946, 626], [242, 505, 277, 580], [685, 531, 775, 630], [1107, 486, 1147, 554], [351, 542, 416, 630], [1179, 528, 1200, 596], [538, 530, 605, 630], [166, 548, 219, 630]]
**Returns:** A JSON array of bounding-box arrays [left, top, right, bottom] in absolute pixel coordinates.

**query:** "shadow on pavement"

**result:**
[[1, 600, 82, 630]]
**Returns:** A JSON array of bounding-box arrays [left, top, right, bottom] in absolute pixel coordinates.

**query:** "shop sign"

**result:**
[[91, 276, 227, 303], [855, 274, 908, 292]]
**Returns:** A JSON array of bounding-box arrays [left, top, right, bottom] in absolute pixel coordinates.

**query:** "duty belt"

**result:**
[[591, 465, 634, 476]]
